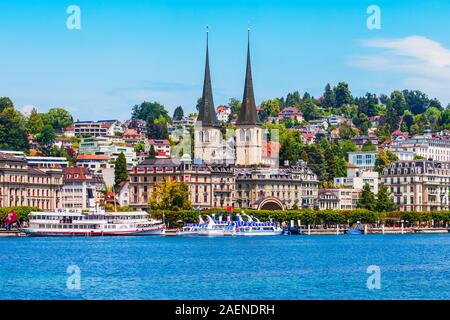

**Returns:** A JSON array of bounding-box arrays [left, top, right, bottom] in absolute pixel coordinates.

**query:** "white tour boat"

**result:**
[[21, 206, 165, 237], [197, 214, 228, 236], [223, 214, 282, 236]]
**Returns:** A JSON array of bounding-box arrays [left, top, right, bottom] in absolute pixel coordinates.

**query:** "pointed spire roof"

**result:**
[[198, 27, 219, 127], [237, 29, 260, 126]]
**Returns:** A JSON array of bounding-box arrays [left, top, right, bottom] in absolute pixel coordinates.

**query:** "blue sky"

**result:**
[[1, 0, 450, 120]]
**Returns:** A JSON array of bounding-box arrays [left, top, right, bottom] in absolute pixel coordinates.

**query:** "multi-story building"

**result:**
[[79, 136, 136, 166], [278, 107, 304, 122], [62, 167, 105, 210], [381, 160, 450, 211], [235, 162, 318, 210], [351, 135, 379, 149], [129, 158, 235, 210], [318, 188, 361, 210], [348, 151, 378, 170], [75, 154, 115, 187], [145, 139, 171, 158], [389, 134, 450, 162], [334, 169, 379, 194], [0, 153, 63, 209], [123, 129, 142, 145], [73, 120, 123, 137]]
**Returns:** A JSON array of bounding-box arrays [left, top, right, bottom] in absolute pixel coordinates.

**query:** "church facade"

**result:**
[[129, 31, 319, 211]]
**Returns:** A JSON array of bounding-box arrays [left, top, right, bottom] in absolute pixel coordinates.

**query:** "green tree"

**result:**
[[385, 91, 407, 132], [376, 184, 396, 212], [402, 90, 430, 115], [35, 125, 56, 155], [0, 97, 14, 112], [259, 99, 282, 121], [42, 108, 73, 131], [361, 140, 377, 152], [134, 141, 145, 153], [322, 83, 335, 110], [114, 153, 128, 189], [148, 145, 156, 159], [149, 179, 192, 211], [338, 123, 357, 140], [173, 106, 184, 121], [339, 140, 357, 161], [285, 91, 301, 107], [300, 99, 319, 121], [0, 105, 29, 151], [334, 82, 353, 108], [26, 108, 44, 134], [374, 149, 398, 173], [228, 98, 241, 116], [357, 183, 376, 211]]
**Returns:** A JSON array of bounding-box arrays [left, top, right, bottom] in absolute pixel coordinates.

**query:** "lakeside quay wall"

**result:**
[[151, 209, 450, 229]]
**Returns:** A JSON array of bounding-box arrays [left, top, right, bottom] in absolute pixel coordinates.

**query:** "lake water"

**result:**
[[0, 234, 449, 300]]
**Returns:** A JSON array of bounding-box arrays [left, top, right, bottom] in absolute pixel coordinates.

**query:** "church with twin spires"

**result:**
[[194, 29, 263, 167]]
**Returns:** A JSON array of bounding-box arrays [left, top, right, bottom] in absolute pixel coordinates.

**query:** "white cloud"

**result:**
[[21, 105, 37, 117], [352, 36, 450, 104]]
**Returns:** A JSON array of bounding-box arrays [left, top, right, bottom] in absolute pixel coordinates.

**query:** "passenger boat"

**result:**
[[224, 214, 282, 236], [21, 206, 165, 237], [197, 214, 228, 236], [176, 216, 207, 236]]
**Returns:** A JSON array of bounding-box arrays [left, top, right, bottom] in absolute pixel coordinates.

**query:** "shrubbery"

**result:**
[[151, 209, 450, 228]]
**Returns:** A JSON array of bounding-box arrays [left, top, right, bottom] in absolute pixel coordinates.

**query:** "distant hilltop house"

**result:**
[[278, 107, 304, 122], [78, 136, 136, 167], [301, 131, 315, 145], [72, 120, 123, 137], [145, 139, 171, 158], [351, 135, 379, 148], [370, 115, 381, 127], [122, 128, 143, 145], [391, 130, 410, 141], [216, 105, 231, 122]]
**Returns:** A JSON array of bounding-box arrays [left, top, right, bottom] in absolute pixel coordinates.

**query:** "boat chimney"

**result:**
[[87, 188, 96, 211]]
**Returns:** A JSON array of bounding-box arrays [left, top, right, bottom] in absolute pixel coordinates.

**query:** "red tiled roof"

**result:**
[[148, 139, 170, 145]]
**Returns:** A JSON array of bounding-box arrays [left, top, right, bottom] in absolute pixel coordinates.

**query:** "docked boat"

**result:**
[[224, 214, 282, 236], [21, 207, 165, 237], [176, 216, 207, 236], [197, 214, 228, 236], [346, 222, 365, 235]]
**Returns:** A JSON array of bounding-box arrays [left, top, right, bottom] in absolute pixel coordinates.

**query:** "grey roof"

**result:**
[[236, 30, 260, 126], [0, 153, 26, 162], [197, 30, 219, 127]]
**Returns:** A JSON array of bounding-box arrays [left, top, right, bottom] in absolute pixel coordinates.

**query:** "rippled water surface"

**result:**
[[0, 234, 449, 300]]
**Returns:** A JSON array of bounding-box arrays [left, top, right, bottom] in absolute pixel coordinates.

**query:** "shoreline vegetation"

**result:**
[[2, 206, 448, 229]]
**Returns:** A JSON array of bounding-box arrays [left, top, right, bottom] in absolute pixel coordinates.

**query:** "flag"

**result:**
[[3, 210, 18, 226], [227, 213, 231, 223]]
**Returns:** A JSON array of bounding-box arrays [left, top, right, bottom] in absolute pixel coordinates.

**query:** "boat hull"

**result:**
[[21, 227, 166, 237]]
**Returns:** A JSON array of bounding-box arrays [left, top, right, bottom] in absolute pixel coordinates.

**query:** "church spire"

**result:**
[[198, 26, 219, 127], [237, 28, 260, 125]]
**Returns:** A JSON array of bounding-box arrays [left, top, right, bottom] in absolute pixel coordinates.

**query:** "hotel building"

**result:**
[[381, 160, 450, 211], [0, 153, 63, 210]]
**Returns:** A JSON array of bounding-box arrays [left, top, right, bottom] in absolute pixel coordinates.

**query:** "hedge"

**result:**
[[150, 209, 450, 228]]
